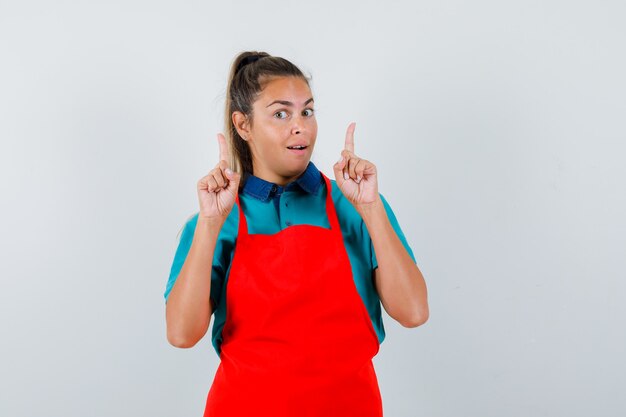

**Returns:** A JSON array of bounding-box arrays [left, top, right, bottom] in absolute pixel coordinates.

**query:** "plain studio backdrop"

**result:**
[[1, 1, 625, 416]]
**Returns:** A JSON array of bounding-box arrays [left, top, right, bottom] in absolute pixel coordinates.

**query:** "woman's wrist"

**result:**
[[196, 215, 226, 235], [355, 195, 384, 220]]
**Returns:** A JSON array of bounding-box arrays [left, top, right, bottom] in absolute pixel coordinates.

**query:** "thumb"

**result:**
[[224, 167, 241, 190], [333, 155, 346, 183]]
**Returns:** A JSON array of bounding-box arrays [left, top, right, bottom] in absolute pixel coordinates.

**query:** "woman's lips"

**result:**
[[286, 145, 308, 155]]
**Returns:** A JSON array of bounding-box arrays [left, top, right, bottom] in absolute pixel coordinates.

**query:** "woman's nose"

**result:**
[[291, 117, 303, 135]]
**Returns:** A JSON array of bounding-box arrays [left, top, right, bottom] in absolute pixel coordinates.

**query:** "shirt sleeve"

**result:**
[[163, 213, 226, 311], [369, 192, 417, 270]]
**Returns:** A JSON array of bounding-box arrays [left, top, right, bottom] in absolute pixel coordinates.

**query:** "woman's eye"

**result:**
[[274, 111, 288, 119], [303, 108, 315, 116]]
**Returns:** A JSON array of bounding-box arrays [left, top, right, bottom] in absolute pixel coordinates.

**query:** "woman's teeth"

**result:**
[[287, 146, 307, 149]]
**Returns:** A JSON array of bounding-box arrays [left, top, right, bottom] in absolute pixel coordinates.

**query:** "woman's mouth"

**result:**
[[286, 145, 308, 155]]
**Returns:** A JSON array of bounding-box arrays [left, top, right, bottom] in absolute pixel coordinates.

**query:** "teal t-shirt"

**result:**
[[164, 161, 417, 357]]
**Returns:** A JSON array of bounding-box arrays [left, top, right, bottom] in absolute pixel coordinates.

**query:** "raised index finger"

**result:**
[[217, 133, 230, 163], [344, 122, 356, 153]]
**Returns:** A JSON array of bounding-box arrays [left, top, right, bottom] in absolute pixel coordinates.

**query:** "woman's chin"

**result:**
[[281, 160, 310, 177], [285, 156, 310, 168]]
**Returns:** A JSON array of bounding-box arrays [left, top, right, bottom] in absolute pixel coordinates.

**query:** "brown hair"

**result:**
[[223, 51, 312, 189]]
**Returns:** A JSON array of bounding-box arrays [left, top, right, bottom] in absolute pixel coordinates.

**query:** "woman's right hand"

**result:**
[[197, 133, 241, 221]]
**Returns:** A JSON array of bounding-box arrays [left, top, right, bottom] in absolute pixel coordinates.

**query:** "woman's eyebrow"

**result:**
[[266, 98, 314, 107]]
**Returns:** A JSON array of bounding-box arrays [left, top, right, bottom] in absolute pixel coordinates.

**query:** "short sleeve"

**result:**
[[163, 213, 225, 311], [370, 193, 417, 270]]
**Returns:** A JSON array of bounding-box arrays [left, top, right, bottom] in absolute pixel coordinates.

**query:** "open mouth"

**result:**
[[286, 145, 308, 150]]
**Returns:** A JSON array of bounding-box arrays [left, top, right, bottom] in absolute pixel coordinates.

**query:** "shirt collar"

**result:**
[[242, 161, 323, 201]]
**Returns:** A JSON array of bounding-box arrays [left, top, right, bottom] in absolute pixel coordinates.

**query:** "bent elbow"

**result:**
[[401, 308, 429, 328], [167, 330, 200, 349]]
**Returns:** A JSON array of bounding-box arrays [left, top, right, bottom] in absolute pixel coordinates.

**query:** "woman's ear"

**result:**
[[232, 111, 251, 140]]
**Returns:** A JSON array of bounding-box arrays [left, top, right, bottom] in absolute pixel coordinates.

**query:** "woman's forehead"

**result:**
[[257, 77, 313, 105]]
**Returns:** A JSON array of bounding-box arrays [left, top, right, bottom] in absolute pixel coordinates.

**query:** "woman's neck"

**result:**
[[252, 166, 307, 187]]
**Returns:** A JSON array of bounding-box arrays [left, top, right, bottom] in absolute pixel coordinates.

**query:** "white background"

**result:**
[[1, 1, 625, 416]]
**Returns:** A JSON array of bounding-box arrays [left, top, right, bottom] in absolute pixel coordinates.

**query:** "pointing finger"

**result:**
[[344, 122, 355, 153]]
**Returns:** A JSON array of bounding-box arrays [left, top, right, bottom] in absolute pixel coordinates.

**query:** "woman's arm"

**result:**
[[333, 122, 428, 328], [165, 217, 223, 348], [357, 198, 429, 328], [166, 132, 240, 348]]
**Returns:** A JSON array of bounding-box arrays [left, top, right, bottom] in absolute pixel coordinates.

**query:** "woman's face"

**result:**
[[235, 76, 317, 186]]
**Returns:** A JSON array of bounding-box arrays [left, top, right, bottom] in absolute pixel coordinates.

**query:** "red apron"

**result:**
[[203, 172, 383, 417]]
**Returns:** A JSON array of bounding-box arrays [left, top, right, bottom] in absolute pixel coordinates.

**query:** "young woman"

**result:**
[[164, 51, 428, 417]]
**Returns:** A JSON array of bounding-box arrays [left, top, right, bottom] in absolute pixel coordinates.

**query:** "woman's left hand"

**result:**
[[333, 122, 380, 208]]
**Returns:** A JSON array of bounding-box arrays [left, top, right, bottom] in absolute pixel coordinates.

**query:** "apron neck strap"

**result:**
[[234, 188, 247, 236], [320, 172, 341, 232]]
